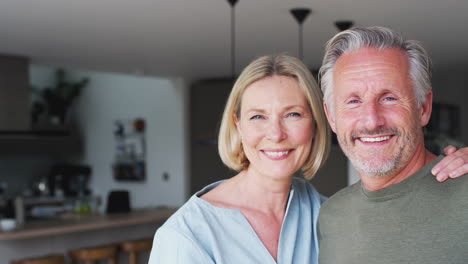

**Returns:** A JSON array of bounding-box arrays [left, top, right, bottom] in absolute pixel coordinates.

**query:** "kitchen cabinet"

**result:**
[[189, 78, 236, 194], [0, 54, 29, 131], [0, 54, 81, 156]]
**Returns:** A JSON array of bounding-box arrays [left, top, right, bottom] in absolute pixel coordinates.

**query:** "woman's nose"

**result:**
[[267, 118, 287, 142]]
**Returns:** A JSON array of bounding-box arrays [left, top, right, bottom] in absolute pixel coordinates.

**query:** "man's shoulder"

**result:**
[[423, 170, 468, 193], [441, 172, 468, 185], [423, 155, 468, 188], [326, 181, 362, 202], [319, 182, 361, 216]]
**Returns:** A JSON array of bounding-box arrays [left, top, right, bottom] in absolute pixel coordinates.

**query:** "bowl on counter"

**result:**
[[0, 218, 16, 232]]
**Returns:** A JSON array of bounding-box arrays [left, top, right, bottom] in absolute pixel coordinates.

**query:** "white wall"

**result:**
[[30, 65, 189, 209]]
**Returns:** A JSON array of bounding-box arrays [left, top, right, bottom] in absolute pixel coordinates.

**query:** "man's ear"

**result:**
[[323, 102, 337, 133], [420, 91, 433, 127]]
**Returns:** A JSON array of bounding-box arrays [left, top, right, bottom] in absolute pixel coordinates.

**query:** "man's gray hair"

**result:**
[[319, 26, 432, 115]]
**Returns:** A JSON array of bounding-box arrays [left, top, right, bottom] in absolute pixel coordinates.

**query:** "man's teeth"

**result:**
[[360, 136, 390, 142], [264, 151, 289, 157]]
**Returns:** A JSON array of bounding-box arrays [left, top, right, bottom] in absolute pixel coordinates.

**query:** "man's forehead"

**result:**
[[332, 47, 413, 94], [335, 47, 408, 70]]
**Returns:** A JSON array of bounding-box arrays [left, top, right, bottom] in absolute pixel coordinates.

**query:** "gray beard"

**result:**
[[351, 148, 402, 177], [341, 127, 418, 178]]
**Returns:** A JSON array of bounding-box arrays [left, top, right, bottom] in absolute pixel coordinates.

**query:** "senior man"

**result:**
[[317, 26, 468, 264]]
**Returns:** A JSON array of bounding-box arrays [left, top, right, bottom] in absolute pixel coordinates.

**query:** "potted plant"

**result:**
[[31, 69, 89, 126]]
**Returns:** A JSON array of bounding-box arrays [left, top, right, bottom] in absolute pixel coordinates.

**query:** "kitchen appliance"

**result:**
[[31, 175, 50, 197], [0, 218, 16, 231], [106, 190, 130, 214], [48, 164, 91, 197]]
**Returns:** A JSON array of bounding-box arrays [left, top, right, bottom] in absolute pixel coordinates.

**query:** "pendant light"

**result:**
[[290, 8, 311, 60], [227, 0, 238, 77], [335, 20, 354, 31]]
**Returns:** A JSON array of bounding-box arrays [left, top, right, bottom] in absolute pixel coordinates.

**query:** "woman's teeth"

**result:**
[[264, 151, 289, 157]]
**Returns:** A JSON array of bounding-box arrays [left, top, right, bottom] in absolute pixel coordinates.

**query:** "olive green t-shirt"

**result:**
[[318, 156, 468, 264]]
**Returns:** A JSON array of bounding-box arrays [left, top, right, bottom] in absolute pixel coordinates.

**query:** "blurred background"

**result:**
[[0, 0, 467, 262]]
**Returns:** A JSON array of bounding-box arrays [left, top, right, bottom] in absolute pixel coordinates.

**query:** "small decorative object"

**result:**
[[113, 118, 146, 181], [31, 69, 89, 125]]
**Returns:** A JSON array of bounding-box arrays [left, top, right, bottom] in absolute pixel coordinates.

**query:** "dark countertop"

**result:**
[[0, 207, 176, 241]]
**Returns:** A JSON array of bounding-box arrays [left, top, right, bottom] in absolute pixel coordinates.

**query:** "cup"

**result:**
[[0, 218, 16, 232]]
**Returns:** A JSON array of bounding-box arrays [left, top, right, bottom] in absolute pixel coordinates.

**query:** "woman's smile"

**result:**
[[261, 149, 294, 160]]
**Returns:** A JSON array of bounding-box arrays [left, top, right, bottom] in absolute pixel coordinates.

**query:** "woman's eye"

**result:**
[[250, 115, 263, 120], [348, 99, 360, 104], [287, 112, 301, 118], [383, 96, 397, 101]]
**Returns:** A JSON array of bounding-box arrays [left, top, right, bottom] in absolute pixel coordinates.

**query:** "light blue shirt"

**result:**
[[149, 177, 325, 264]]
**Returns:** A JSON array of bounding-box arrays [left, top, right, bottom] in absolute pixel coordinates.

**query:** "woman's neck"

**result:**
[[233, 169, 292, 215]]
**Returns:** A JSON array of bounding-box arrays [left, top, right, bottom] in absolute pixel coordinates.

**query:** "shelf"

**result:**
[[0, 133, 81, 156]]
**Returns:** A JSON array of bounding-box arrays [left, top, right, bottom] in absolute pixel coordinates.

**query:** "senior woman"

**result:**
[[150, 54, 328, 263], [149, 54, 468, 264]]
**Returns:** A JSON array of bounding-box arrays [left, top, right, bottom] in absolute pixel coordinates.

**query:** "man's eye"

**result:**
[[250, 115, 263, 120], [348, 99, 360, 104], [383, 97, 397, 101]]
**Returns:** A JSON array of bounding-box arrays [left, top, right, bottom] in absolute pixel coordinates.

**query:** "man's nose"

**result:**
[[267, 118, 287, 142], [361, 102, 385, 130]]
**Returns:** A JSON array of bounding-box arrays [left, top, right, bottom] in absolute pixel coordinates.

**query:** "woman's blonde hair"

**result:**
[[218, 54, 330, 179]]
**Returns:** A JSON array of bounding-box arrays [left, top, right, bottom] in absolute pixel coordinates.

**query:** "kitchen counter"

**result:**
[[0, 207, 176, 241]]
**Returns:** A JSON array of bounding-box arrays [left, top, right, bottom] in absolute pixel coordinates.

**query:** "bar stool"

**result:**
[[69, 245, 118, 264], [119, 238, 153, 264], [11, 254, 65, 264]]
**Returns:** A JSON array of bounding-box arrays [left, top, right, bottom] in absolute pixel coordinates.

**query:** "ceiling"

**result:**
[[1, 0, 467, 81]]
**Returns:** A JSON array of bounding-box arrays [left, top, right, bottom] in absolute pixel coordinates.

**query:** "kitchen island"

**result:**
[[0, 207, 176, 240], [0, 207, 176, 263]]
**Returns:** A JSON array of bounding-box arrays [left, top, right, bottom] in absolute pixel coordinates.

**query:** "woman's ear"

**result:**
[[233, 114, 241, 137], [233, 114, 239, 128]]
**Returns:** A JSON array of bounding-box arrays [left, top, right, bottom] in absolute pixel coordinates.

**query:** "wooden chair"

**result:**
[[119, 238, 153, 264], [11, 254, 65, 264], [69, 245, 118, 264]]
